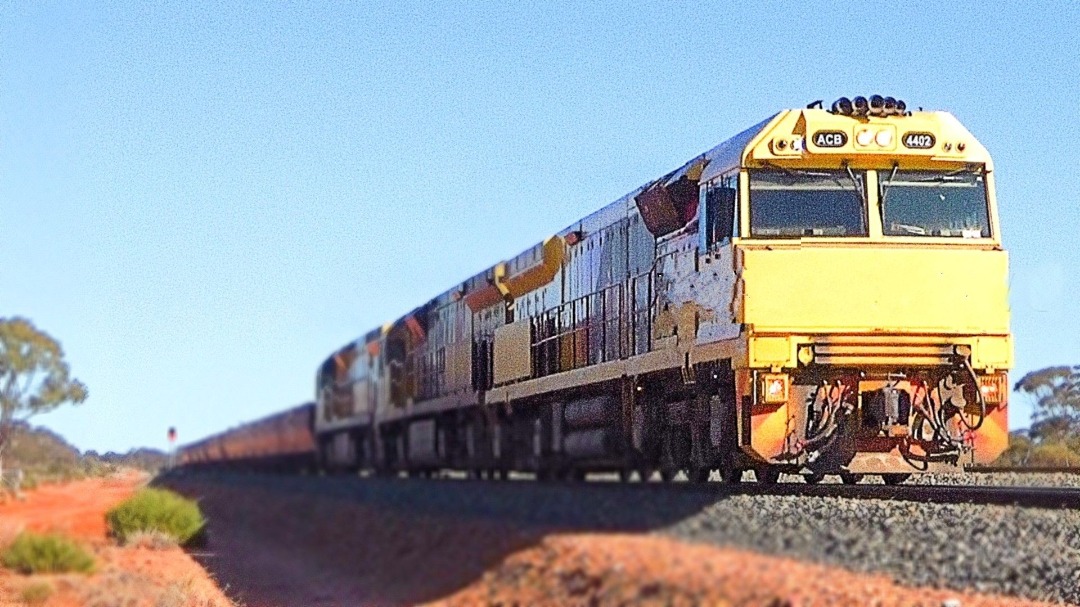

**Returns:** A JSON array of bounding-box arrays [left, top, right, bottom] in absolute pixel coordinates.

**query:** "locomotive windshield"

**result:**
[[749, 168, 868, 238], [879, 168, 990, 238]]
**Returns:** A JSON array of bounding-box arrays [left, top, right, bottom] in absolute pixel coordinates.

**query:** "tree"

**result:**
[[1013, 365, 1080, 442], [0, 317, 88, 478]]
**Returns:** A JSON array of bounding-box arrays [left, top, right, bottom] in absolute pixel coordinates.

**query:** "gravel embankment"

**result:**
[[663, 491, 1080, 604], [676, 474, 1080, 604], [165, 472, 1080, 605], [911, 471, 1080, 488]]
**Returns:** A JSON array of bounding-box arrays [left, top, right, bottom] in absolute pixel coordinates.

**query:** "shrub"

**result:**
[[992, 434, 1033, 466], [20, 581, 54, 605], [105, 488, 205, 546], [20, 473, 38, 491], [1027, 443, 1080, 467], [1, 532, 95, 574]]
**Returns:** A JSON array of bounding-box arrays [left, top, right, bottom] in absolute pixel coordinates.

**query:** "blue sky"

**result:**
[[2, 1, 1078, 452]]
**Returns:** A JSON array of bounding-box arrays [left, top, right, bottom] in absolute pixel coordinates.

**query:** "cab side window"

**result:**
[[700, 173, 738, 249]]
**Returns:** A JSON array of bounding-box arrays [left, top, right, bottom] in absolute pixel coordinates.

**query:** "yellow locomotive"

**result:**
[[311, 95, 1010, 484]]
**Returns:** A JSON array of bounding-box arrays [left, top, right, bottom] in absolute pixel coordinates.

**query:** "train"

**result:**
[[180, 95, 1012, 485], [179, 403, 317, 472]]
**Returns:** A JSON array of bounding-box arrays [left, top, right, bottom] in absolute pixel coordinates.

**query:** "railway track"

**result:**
[[164, 470, 1080, 604], [507, 474, 1080, 510], [715, 480, 1080, 510], [401, 470, 1080, 510], [966, 465, 1080, 474], [169, 468, 1080, 511]]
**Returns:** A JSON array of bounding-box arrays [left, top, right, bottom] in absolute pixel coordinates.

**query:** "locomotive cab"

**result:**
[[723, 101, 1011, 475]]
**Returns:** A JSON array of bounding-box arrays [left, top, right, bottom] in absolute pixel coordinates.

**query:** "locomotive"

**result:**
[[181, 96, 1012, 485]]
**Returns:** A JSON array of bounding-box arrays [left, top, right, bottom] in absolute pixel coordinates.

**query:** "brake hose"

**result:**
[[958, 359, 987, 431]]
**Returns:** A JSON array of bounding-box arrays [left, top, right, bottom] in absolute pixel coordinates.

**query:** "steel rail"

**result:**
[[714, 482, 1080, 510]]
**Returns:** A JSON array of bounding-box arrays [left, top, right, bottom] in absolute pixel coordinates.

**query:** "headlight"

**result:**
[[978, 374, 1006, 405], [760, 373, 789, 405]]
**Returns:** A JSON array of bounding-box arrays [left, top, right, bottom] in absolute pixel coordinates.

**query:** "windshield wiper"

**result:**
[[762, 162, 835, 179], [900, 167, 980, 184], [844, 163, 868, 229], [880, 163, 900, 210]]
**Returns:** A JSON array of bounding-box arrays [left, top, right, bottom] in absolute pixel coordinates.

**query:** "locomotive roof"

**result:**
[[342, 106, 990, 357], [356, 111, 781, 347]]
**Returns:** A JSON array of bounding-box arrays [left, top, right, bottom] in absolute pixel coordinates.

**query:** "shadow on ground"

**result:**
[[157, 472, 729, 606]]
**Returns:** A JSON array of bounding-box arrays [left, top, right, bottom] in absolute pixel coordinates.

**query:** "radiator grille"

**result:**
[[811, 341, 956, 366]]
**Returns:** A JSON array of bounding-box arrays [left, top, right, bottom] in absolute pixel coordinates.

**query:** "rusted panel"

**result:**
[[634, 183, 680, 235], [464, 281, 503, 312]]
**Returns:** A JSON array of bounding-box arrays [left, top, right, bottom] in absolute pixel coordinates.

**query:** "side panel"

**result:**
[[694, 245, 740, 344], [653, 234, 740, 352], [493, 320, 532, 385]]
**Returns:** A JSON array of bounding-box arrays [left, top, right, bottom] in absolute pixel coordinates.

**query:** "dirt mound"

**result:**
[[433, 533, 1049, 607], [435, 536, 732, 606]]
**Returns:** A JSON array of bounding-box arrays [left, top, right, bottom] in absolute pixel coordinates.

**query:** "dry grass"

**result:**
[[123, 530, 178, 550], [79, 572, 236, 607], [156, 579, 239, 607], [19, 581, 53, 605], [0, 522, 26, 548]]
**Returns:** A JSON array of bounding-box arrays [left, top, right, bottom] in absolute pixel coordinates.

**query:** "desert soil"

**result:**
[[163, 474, 1060, 607], [0, 472, 232, 607]]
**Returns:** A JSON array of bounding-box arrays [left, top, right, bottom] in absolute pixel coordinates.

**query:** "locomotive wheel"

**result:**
[[804, 472, 825, 485], [839, 472, 863, 485], [717, 458, 742, 484], [659, 427, 679, 483], [881, 473, 911, 486], [637, 466, 656, 482], [756, 467, 780, 484], [617, 469, 632, 483], [687, 465, 710, 483], [718, 468, 743, 484]]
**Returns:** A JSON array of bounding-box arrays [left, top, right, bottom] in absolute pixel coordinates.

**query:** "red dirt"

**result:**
[[434, 533, 1052, 607], [0, 473, 141, 543], [166, 478, 1060, 607], [0, 472, 232, 607]]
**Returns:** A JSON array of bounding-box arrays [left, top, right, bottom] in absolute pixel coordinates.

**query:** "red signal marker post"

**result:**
[[167, 427, 177, 469]]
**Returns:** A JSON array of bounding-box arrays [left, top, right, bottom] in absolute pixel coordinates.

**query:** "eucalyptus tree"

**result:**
[[0, 317, 88, 478], [1013, 365, 1080, 443]]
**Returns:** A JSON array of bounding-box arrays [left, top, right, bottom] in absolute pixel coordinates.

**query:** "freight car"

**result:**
[[178, 403, 316, 473], [185, 96, 1012, 485]]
